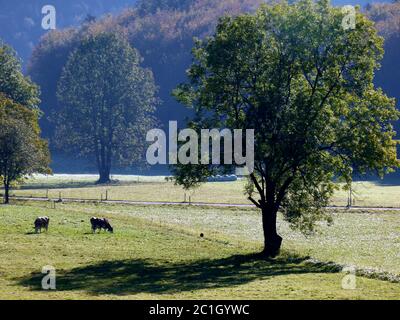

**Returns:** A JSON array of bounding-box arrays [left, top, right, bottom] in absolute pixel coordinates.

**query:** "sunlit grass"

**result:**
[[7, 175, 400, 208], [55, 202, 400, 275]]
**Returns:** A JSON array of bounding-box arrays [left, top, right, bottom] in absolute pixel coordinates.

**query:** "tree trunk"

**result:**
[[97, 166, 111, 184], [261, 206, 282, 257], [4, 182, 10, 204]]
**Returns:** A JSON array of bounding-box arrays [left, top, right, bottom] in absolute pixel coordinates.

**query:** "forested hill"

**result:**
[[27, 0, 265, 137], [2, 0, 397, 142], [367, 1, 400, 116], [25, 0, 400, 141], [0, 0, 137, 65], [0, 0, 390, 67]]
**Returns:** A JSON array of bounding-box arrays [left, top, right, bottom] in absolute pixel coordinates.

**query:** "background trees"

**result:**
[[0, 95, 50, 204], [26, 0, 400, 143], [0, 42, 50, 204], [367, 1, 400, 135], [28, 0, 264, 141], [56, 32, 158, 183], [173, 0, 399, 257]]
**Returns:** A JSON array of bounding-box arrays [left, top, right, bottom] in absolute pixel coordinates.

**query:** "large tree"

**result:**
[[56, 32, 158, 183], [0, 95, 51, 204], [173, 0, 399, 257]]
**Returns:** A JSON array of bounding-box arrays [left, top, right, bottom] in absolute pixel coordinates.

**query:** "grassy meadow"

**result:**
[[0, 175, 400, 299]]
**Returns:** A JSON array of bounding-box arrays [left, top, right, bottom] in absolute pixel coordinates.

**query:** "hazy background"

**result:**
[[0, 0, 398, 176]]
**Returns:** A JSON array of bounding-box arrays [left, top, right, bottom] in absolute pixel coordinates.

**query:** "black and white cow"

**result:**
[[90, 217, 114, 233], [34, 216, 50, 233]]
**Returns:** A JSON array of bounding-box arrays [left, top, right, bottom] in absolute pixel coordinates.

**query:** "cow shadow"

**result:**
[[17, 252, 341, 296], [25, 231, 37, 235]]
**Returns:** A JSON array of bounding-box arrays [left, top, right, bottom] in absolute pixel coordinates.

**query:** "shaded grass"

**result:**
[[18, 254, 339, 296]]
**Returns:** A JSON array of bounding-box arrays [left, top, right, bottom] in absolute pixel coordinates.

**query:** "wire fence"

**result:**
[[1, 179, 399, 209]]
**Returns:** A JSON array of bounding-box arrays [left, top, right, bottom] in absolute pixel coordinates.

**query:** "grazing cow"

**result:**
[[90, 217, 113, 233], [34, 216, 50, 233]]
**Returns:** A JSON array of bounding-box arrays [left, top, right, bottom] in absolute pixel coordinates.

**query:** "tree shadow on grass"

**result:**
[[17, 253, 341, 296]]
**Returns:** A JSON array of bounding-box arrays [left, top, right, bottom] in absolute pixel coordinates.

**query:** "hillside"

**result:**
[[367, 2, 400, 123], [12, 0, 399, 175], [0, 0, 137, 65], [27, 0, 264, 138]]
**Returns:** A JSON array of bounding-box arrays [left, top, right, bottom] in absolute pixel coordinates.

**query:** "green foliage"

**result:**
[[173, 0, 400, 234], [0, 95, 51, 203], [281, 173, 334, 235], [0, 42, 50, 203], [56, 32, 158, 182], [0, 42, 40, 110]]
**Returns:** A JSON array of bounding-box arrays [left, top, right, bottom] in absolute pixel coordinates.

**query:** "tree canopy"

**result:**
[[173, 0, 399, 257], [0, 94, 51, 204], [0, 41, 50, 204], [56, 32, 158, 183], [0, 42, 40, 110]]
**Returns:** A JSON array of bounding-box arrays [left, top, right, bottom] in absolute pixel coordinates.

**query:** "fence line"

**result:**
[[5, 194, 400, 211]]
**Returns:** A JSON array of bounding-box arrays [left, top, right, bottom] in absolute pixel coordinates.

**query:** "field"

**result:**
[[8, 174, 400, 208], [0, 175, 400, 299]]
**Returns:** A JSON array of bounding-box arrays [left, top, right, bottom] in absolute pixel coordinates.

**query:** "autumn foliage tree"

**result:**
[[173, 0, 399, 257]]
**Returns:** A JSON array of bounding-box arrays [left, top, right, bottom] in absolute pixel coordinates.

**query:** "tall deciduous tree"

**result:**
[[56, 32, 158, 183], [173, 0, 399, 257], [0, 95, 51, 204]]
